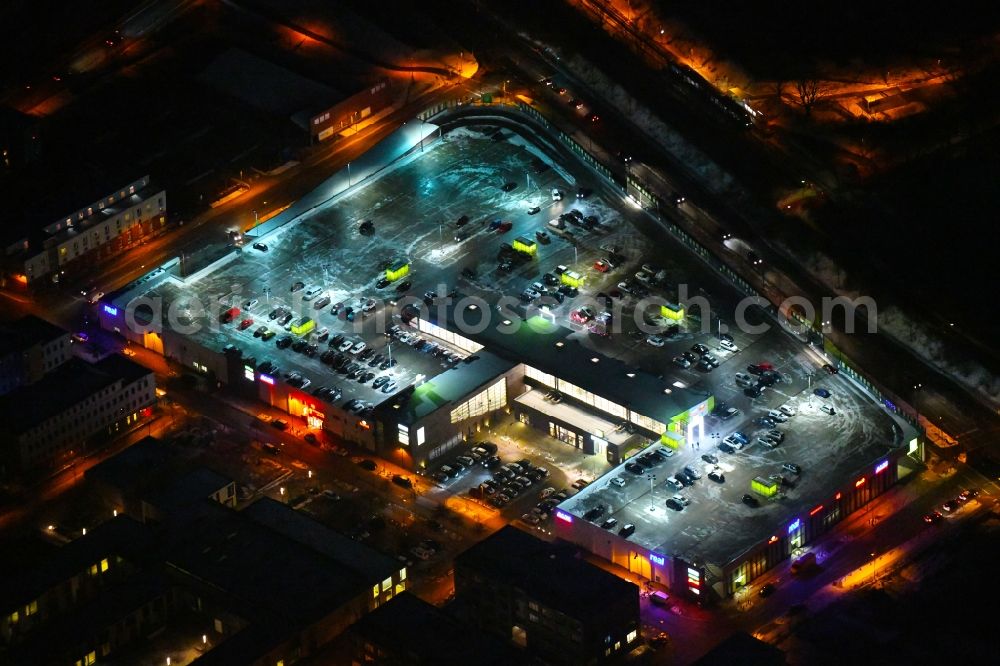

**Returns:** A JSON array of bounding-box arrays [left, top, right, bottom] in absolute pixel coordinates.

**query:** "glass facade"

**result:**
[[555, 379, 627, 420], [450, 378, 507, 423], [629, 411, 665, 434], [417, 319, 483, 354], [525, 365, 556, 387]]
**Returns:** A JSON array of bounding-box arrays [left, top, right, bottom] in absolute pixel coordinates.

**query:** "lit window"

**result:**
[[399, 568, 407, 581], [100, 558, 109, 573], [381, 577, 391, 592], [8, 611, 18, 623], [416, 427, 425, 446], [397, 424, 408, 445], [450, 378, 507, 423], [372, 584, 379, 598], [24, 601, 37, 616], [627, 630, 637, 643]]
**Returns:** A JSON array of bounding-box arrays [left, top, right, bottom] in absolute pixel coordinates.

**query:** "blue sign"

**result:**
[[102, 304, 118, 316], [649, 553, 666, 566], [787, 519, 801, 534]]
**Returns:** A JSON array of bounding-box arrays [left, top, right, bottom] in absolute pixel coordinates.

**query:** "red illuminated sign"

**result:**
[[835, 492, 842, 500], [810, 505, 823, 516], [855, 477, 866, 488]]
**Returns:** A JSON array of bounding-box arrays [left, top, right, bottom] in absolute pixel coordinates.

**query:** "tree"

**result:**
[[795, 79, 824, 116]]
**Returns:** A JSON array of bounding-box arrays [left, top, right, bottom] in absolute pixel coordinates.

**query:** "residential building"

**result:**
[[0, 354, 155, 477], [454, 526, 640, 664], [2, 174, 166, 285], [0, 315, 72, 394], [327, 591, 527, 665]]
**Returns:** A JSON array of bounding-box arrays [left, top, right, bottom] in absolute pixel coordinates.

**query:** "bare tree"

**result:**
[[795, 79, 824, 116]]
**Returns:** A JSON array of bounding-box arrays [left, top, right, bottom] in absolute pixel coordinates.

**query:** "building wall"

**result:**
[[310, 80, 396, 142]]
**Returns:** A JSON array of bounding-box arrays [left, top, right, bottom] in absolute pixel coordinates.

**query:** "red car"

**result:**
[[238, 318, 255, 330], [594, 259, 610, 273], [758, 362, 774, 371], [496, 221, 512, 233]]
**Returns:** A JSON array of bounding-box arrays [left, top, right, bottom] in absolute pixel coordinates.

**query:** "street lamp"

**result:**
[[647, 473, 657, 511], [347, 162, 352, 188]]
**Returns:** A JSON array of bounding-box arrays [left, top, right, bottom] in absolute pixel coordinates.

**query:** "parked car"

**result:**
[[814, 388, 832, 399]]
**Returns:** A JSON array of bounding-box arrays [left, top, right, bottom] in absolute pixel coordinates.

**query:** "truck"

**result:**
[[790, 551, 816, 575]]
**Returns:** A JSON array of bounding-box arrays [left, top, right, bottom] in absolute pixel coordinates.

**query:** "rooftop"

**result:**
[[161, 499, 377, 628], [0, 315, 69, 355], [455, 525, 639, 619], [436, 302, 710, 423], [384, 350, 515, 425], [339, 592, 525, 665], [199, 48, 342, 122], [694, 632, 786, 666], [0, 516, 152, 612], [86, 436, 177, 496], [145, 467, 234, 513], [0, 354, 152, 436], [1, 173, 150, 248], [242, 497, 399, 583]]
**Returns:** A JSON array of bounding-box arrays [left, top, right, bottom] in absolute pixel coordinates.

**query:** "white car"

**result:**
[[303, 286, 323, 300], [350, 340, 367, 354], [779, 404, 797, 417], [338, 340, 354, 352], [243, 298, 259, 309], [672, 356, 691, 368], [635, 270, 652, 283], [646, 335, 666, 347], [767, 409, 789, 423], [361, 299, 377, 313], [719, 339, 738, 352], [609, 477, 627, 488]]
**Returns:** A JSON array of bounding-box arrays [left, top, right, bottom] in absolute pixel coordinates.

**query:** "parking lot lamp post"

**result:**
[[347, 162, 352, 188], [647, 473, 656, 511]]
